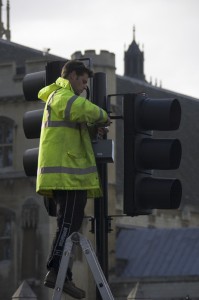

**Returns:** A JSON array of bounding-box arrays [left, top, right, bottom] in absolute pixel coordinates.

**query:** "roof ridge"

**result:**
[[0, 38, 66, 59]]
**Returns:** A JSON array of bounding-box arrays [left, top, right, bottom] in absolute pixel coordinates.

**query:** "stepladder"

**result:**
[[52, 232, 114, 300]]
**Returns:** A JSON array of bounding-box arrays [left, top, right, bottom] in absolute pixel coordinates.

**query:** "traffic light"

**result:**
[[23, 61, 66, 176], [123, 93, 182, 216]]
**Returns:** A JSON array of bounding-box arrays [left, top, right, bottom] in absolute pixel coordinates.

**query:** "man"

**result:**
[[36, 60, 110, 299]]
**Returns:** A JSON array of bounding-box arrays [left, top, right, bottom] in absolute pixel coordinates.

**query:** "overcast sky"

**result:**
[[4, 0, 199, 98]]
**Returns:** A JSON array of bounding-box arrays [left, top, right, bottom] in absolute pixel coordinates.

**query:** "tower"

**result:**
[[0, 0, 11, 40], [71, 49, 116, 95], [124, 26, 145, 80]]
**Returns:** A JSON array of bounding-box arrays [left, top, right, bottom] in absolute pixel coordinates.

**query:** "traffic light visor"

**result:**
[[137, 138, 182, 170], [23, 109, 43, 139], [23, 71, 46, 101], [23, 148, 38, 177], [137, 177, 182, 209], [137, 97, 181, 131]]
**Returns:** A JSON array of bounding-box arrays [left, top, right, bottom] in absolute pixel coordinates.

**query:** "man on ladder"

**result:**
[[36, 60, 110, 299]]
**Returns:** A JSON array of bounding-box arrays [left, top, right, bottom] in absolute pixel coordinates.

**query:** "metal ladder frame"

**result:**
[[52, 232, 114, 300]]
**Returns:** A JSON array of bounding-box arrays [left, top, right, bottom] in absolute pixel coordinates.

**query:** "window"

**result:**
[[0, 208, 14, 261], [0, 117, 14, 168]]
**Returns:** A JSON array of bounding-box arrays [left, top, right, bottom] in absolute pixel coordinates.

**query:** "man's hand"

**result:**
[[97, 127, 109, 139], [94, 117, 111, 139], [104, 117, 111, 126]]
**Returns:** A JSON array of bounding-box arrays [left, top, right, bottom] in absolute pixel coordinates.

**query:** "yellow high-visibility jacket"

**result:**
[[36, 77, 108, 198]]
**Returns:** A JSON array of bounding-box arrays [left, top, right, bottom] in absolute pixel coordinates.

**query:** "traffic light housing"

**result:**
[[23, 61, 66, 176], [123, 93, 182, 216]]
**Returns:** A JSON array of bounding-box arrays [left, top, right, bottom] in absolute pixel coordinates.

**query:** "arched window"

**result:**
[[0, 117, 14, 168]]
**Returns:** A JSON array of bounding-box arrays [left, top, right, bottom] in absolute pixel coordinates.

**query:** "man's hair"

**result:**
[[61, 60, 93, 79]]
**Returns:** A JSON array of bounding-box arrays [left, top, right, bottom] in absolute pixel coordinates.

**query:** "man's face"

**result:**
[[69, 71, 89, 95]]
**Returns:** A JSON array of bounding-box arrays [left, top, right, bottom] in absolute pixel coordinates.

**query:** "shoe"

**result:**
[[44, 269, 86, 299]]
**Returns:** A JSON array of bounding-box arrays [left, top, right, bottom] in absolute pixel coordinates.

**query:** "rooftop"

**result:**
[[116, 227, 199, 278], [0, 38, 66, 66]]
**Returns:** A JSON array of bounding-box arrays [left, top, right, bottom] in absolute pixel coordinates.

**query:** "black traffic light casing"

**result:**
[[23, 61, 66, 176], [123, 93, 182, 216]]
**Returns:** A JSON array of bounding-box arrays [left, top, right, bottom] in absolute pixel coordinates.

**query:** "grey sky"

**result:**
[[5, 0, 199, 98]]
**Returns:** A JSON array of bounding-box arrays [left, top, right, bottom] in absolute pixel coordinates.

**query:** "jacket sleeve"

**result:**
[[51, 91, 108, 124]]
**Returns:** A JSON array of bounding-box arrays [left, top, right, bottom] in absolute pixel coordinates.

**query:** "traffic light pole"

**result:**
[[94, 163, 109, 277], [93, 73, 109, 300]]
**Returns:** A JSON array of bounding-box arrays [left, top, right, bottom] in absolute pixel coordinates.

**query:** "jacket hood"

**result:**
[[38, 77, 71, 102]]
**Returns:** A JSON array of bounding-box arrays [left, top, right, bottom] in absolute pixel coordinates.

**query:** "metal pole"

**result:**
[[93, 72, 109, 300], [94, 163, 108, 276]]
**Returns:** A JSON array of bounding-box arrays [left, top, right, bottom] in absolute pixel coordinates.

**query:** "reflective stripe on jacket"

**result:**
[[36, 77, 108, 198]]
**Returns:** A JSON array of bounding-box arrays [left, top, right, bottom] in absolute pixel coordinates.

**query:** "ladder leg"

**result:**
[[79, 233, 114, 300], [52, 235, 73, 300]]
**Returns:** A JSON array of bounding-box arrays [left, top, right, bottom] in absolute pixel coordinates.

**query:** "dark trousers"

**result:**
[[47, 190, 87, 275]]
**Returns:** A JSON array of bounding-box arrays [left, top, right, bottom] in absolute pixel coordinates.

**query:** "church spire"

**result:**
[[0, 0, 3, 37], [133, 25, 136, 41], [124, 27, 145, 81], [6, 0, 10, 40], [0, 0, 11, 40]]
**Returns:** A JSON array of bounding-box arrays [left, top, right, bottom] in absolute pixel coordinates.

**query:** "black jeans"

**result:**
[[47, 190, 87, 275]]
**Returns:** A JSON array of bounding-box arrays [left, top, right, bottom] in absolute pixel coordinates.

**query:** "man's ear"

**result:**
[[68, 70, 77, 81]]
